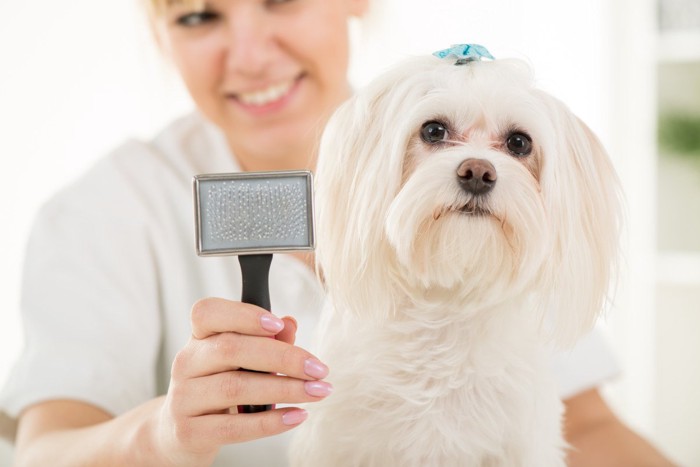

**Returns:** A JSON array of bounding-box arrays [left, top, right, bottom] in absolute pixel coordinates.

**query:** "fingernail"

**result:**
[[282, 409, 308, 426], [304, 358, 329, 379], [260, 314, 284, 333], [304, 380, 334, 398]]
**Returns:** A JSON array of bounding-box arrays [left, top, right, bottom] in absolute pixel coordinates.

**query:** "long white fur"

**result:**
[[290, 56, 621, 467]]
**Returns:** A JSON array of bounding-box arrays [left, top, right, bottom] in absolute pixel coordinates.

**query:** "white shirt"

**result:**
[[0, 112, 618, 466]]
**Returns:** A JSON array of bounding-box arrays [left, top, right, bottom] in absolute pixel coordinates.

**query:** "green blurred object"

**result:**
[[658, 114, 700, 157]]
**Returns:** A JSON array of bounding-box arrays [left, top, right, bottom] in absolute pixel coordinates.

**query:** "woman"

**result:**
[[0, 0, 674, 465]]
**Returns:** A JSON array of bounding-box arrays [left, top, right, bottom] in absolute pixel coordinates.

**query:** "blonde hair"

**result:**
[[145, 0, 205, 18]]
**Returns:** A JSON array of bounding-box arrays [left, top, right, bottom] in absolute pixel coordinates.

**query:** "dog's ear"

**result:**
[[538, 96, 623, 346], [314, 77, 410, 318]]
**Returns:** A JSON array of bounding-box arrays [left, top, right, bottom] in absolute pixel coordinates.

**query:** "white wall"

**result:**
[[0, 0, 192, 380], [0, 3, 192, 459], [3, 0, 680, 463], [605, 0, 660, 444]]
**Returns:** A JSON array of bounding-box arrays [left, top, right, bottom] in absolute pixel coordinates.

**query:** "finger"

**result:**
[[276, 316, 297, 345], [175, 371, 333, 416], [176, 333, 328, 381], [183, 408, 308, 446], [190, 298, 286, 339]]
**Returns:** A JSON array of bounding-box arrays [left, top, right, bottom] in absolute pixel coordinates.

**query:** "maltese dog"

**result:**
[[290, 45, 621, 467]]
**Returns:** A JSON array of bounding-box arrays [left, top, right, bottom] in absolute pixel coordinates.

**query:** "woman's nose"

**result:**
[[224, 9, 274, 77]]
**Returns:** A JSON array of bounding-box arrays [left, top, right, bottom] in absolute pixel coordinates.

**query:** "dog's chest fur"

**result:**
[[290, 300, 567, 467]]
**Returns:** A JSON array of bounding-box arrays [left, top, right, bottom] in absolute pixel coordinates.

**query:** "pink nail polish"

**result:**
[[282, 409, 308, 426], [304, 380, 334, 398], [304, 358, 329, 379], [260, 314, 284, 333]]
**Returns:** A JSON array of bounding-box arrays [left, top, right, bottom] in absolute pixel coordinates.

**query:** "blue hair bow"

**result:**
[[433, 44, 494, 65]]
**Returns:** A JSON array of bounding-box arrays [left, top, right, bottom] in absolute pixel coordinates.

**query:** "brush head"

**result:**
[[193, 170, 315, 256]]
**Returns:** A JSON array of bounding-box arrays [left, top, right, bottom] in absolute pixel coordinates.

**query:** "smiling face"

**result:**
[[152, 0, 366, 170]]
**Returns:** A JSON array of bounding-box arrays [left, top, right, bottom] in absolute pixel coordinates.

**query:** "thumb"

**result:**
[[275, 316, 298, 345]]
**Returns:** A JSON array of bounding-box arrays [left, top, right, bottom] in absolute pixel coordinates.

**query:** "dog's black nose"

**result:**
[[457, 159, 497, 195]]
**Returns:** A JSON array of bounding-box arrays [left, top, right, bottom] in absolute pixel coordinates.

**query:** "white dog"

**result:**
[[290, 46, 621, 467]]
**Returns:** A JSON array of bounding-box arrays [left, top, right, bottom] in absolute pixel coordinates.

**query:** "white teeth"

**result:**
[[238, 80, 294, 106]]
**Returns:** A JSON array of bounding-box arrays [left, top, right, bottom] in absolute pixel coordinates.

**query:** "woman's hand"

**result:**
[[156, 298, 332, 466], [12, 299, 331, 467]]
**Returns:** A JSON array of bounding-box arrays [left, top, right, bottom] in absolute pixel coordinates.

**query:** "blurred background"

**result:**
[[0, 0, 698, 464]]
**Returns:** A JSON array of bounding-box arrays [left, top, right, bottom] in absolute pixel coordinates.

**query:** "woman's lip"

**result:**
[[228, 75, 304, 116]]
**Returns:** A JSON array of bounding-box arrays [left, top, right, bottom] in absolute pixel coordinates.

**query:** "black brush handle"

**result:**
[[237, 253, 274, 413], [240, 254, 272, 311]]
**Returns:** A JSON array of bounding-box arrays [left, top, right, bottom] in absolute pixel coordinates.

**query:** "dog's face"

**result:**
[[315, 56, 621, 342]]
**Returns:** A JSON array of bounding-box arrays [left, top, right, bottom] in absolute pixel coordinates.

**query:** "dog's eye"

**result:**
[[420, 121, 448, 144], [506, 132, 533, 156]]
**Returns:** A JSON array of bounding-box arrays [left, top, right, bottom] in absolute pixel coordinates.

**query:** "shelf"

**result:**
[[658, 29, 700, 62], [657, 251, 700, 285]]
